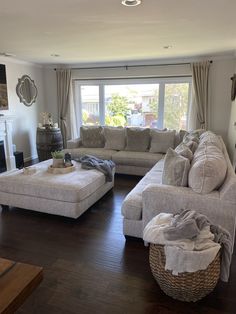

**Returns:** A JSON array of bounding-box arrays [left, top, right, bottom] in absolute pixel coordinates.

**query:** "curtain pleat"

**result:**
[[190, 61, 211, 129], [56, 69, 71, 148]]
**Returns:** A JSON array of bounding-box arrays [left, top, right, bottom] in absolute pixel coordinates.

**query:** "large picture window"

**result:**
[[74, 77, 191, 131]]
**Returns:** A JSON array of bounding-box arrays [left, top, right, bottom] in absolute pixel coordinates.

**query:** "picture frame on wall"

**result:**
[[0, 64, 9, 110]]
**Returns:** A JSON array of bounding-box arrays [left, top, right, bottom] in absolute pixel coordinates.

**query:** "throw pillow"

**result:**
[[104, 127, 126, 150], [125, 128, 150, 152], [183, 133, 200, 144], [162, 148, 190, 187], [149, 130, 176, 153], [80, 126, 104, 148], [175, 143, 193, 161], [188, 143, 227, 194]]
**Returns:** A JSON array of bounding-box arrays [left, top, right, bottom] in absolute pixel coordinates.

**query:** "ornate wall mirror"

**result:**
[[16, 75, 37, 106]]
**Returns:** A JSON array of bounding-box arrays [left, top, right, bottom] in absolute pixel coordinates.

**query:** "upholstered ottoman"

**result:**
[[0, 159, 114, 218]]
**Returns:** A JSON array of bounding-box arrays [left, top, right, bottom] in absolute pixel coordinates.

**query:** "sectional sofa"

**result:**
[[66, 126, 179, 176], [66, 126, 236, 251]]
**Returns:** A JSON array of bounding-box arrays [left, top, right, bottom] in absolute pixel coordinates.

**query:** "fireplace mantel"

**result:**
[[0, 115, 16, 171]]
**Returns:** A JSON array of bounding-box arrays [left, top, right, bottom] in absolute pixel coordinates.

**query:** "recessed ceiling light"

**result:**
[[51, 54, 60, 57], [0, 52, 16, 57], [163, 45, 172, 49], [122, 0, 142, 7]]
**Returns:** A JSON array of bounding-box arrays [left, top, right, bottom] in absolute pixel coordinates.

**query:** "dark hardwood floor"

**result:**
[[0, 173, 236, 314]]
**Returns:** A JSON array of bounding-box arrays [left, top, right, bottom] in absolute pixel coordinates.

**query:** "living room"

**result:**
[[0, 0, 236, 313]]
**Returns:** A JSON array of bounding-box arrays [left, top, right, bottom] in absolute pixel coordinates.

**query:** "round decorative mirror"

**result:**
[[16, 75, 37, 106]]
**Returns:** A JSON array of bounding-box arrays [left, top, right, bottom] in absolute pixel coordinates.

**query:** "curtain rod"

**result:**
[[54, 60, 213, 71]]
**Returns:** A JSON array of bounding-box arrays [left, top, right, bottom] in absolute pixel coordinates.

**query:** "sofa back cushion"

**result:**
[[149, 130, 176, 153], [125, 128, 150, 152], [80, 126, 104, 148], [188, 143, 227, 194], [199, 131, 223, 151], [162, 148, 190, 187], [104, 127, 126, 150]]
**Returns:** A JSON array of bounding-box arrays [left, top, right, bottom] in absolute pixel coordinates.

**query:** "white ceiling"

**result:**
[[0, 0, 236, 65]]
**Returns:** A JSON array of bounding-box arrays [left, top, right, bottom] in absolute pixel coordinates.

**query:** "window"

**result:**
[[74, 78, 191, 131]]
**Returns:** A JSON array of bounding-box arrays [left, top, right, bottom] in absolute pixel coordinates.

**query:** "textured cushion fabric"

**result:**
[[199, 131, 223, 151], [162, 148, 190, 187], [0, 159, 109, 203], [175, 143, 193, 161], [104, 127, 126, 150], [64, 147, 117, 160], [121, 165, 163, 220], [80, 126, 104, 148], [112, 151, 163, 168], [189, 143, 227, 194], [125, 128, 150, 152], [149, 130, 176, 153], [183, 133, 200, 144]]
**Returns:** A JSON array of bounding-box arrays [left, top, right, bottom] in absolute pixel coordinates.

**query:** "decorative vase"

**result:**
[[52, 158, 64, 168]]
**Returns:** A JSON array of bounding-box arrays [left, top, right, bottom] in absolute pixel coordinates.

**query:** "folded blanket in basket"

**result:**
[[76, 155, 115, 182]]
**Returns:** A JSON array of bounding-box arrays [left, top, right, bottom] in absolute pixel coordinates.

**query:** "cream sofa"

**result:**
[[122, 134, 236, 251], [66, 126, 178, 176]]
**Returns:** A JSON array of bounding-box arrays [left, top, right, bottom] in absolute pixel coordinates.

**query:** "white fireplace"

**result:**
[[0, 116, 16, 171]]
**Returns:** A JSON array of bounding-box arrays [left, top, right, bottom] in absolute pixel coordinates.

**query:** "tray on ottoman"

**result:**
[[0, 159, 114, 219]]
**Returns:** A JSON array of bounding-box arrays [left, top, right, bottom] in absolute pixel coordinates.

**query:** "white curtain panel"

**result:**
[[56, 69, 72, 148], [69, 81, 79, 140], [190, 61, 211, 130]]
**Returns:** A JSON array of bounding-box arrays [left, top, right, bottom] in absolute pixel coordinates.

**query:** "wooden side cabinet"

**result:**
[[36, 128, 63, 161]]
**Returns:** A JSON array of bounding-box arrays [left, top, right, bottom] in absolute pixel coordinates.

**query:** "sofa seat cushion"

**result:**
[[65, 148, 117, 160], [189, 143, 227, 194], [112, 151, 163, 168], [0, 160, 107, 203], [122, 167, 163, 220]]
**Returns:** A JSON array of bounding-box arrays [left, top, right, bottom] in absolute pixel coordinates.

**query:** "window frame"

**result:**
[[74, 76, 192, 130]]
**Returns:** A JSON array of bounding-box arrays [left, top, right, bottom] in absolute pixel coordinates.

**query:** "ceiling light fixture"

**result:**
[[122, 0, 142, 7]]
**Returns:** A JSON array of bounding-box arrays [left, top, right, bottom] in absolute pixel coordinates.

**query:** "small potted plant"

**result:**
[[51, 150, 65, 168]]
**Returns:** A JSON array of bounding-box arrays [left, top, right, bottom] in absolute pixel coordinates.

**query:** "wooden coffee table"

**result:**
[[0, 258, 43, 314]]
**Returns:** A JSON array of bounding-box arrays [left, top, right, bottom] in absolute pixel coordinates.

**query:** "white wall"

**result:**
[[0, 57, 45, 161], [227, 62, 236, 165], [209, 59, 235, 142]]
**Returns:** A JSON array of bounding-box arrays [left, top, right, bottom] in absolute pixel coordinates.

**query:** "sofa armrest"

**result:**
[[142, 183, 236, 244], [67, 138, 82, 149]]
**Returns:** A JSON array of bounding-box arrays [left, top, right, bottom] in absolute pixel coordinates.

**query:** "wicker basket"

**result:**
[[149, 244, 220, 302]]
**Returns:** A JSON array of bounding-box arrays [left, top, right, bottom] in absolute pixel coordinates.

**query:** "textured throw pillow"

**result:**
[[199, 131, 223, 151], [183, 133, 200, 144], [188, 143, 227, 194], [104, 127, 126, 150], [80, 126, 104, 148], [149, 130, 176, 153], [175, 143, 193, 161], [162, 148, 190, 187], [125, 128, 150, 152]]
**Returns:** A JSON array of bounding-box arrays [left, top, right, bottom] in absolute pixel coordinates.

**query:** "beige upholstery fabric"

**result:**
[[112, 151, 163, 168], [183, 133, 200, 144], [104, 127, 126, 150], [125, 128, 150, 152], [64, 147, 117, 160], [149, 130, 175, 153], [121, 169, 163, 220], [0, 160, 108, 202], [80, 126, 104, 148], [199, 131, 223, 151], [162, 148, 190, 187], [189, 144, 227, 194], [175, 143, 193, 161]]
